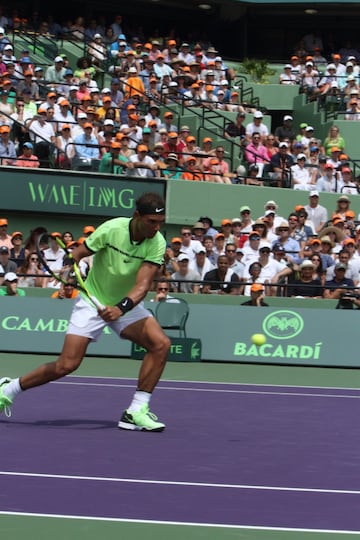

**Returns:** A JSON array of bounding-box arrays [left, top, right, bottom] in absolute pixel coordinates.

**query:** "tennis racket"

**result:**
[[36, 233, 105, 311]]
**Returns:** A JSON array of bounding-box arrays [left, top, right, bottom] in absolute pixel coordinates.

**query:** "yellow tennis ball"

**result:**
[[251, 333, 266, 346]]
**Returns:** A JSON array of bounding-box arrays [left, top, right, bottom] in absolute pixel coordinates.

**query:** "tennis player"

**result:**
[[0, 192, 170, 431]]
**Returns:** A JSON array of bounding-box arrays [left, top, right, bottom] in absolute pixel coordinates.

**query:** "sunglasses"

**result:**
[[157, 287, 169, 292], [226, 249, 235, 253], [30, 257, 38, 261], [182, 232, 191, 236]]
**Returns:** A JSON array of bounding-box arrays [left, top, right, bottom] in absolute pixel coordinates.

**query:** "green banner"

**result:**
[[132, 339, 202, 362], [0, 298, 359, 367], [0, 168, 165, 217]]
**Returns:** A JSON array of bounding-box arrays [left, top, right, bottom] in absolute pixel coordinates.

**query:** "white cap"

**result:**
[[194, 244, 206, 254], [77, 112, 87, 119], [220, 79, 228, 85], [253, 111, 263, 118], [305, 61, 313, 67], [0, 27, 4, 34], [69, 85, 79, 91], [300, 259, 315, 269], [169, 81, 178, 87], [284, 115, 293, 121], [284, 64, 292, 69], [101, 87, 111, 93], [177, 253, 190, 262], [128, 67, 137, 73], [309, 189, 319, 197], [259, 241, 272, 250], [90, 87, 99, 93], [279, 141, 289, 148], [104, 119, 114, 126], [215, 56, 222, 62], [54, 56, 64, 63], [297, 153, 307, 160], [327, 63, 336, 70], [4, 272, 17, 282], [305, 125, 314, 131], [4, 44, 12, 50], [94, 33, 102, 39]]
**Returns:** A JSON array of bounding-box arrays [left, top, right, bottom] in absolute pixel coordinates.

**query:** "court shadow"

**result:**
[[0, 418, 116, 430]]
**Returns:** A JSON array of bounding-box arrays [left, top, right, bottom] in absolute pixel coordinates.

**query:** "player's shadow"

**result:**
[[0, 418, 115, 430]]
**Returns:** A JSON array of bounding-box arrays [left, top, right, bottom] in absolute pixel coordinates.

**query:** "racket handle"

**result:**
[[90, 295, 105, 311]]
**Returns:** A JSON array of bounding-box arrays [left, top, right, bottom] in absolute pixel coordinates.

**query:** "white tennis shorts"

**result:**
[[67, 296, 152, 342]]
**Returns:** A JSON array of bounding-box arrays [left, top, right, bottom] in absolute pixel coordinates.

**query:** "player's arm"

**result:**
[[101, 262, 160, 322], [68, 243, 94, 264]]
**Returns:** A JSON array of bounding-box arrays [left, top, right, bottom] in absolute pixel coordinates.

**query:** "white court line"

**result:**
[[52, 381, 360, 400], [69, 374, 360, 392], [0, 511, 359, 535], [1, 470, 360, 496]]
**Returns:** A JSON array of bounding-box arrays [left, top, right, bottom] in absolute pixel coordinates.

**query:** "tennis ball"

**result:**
[[251, 333, 266, 346]]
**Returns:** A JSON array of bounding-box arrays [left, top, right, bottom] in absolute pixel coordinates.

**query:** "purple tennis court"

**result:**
[[1, 376, 360, 534]]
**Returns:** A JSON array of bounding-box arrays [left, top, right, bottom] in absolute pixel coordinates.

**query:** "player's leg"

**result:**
[[0, 335, 89, 416], [0, 297, 105, 416], [20, 334, 90, 389], [118, 314, 171, 432]]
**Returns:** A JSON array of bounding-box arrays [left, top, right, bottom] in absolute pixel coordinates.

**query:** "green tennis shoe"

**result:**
[[118, 404, 165, 432], [0, 377, 12, 417]]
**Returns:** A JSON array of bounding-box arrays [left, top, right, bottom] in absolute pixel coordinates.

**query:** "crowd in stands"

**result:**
[[2, 191, 360, 305], [0, 12, 356, 188]]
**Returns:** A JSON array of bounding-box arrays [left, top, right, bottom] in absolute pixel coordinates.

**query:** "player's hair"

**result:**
[[136, 192, 165, 215]]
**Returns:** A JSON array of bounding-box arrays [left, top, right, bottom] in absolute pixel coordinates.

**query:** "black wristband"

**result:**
[[116, 297, 134, 313]]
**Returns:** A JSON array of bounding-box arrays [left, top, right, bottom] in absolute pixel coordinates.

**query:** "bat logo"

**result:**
[[263, 310, 304, 340]]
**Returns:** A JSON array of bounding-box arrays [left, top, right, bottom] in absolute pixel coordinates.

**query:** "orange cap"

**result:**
[[221, 219, 232, 226], [83, 225, 95, 234], [251, 283, 264, 292], [171, 237, 182, 243], [137, 144, 148, 152]]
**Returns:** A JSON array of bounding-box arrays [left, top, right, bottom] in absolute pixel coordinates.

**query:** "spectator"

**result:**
[[98, 141, 131, 174], [0, 124, 16, 164], [225, 242, 244, 278], [202, 254, 240, 295], [9, 231, 27, 268], [291, 153, 316, 190], [27, 107, 56, 167], [51, 279, 79, 299], [13, 142, 39, 168], [273, 221, 301, 264], [150, 280, 179, 303], [241, 283, 269, 306], [171, 253, 200, 294], [242, 260, 263, 296], [162, 152, 182, 179], [0, 272, 26, 296], [17, 252, 45, 288], [43, 232, 65, 273], [323, 126, 346, 157], [287, 260, 323, 298], [45, 56, 66, 84], [189, 244, 215, 281], [323, 261, 355, 300], [244, 131, 268, 176], [274, 115, 296, 143], [245, 111, 269, 142], [128, 144, 157, 177], [270, 141, 294, 187], [279, 64, 297, 85], [198, 216, 218, 240], [304, 190, 328, 233], [0, 218, 12, 249], [0, 245, 18, 274], [74, 122, 100, 159]]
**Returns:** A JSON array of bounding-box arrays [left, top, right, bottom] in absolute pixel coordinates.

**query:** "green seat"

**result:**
[[155, 298, 189, 338]]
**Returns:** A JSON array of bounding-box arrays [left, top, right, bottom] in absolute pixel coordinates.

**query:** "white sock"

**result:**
[[3, 378, 22, 400], [127, 390, 151, 413]]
